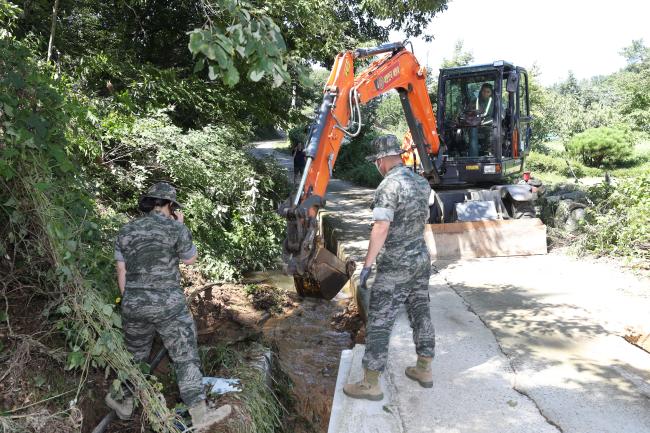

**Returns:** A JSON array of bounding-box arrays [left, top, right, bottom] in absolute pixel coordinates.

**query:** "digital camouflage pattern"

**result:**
[[363, 164, 435, 372], [121, 288, 204, 406], [365, 134, 404, 162], [114, 211, 196, 290], [139, 181, 183, 208], [115, 208, 203, 406], [372, 165, 431, 261]]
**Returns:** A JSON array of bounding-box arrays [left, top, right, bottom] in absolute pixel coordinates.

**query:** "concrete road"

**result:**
[[437, 255, 650, 433], [330, 254, 650, 433]]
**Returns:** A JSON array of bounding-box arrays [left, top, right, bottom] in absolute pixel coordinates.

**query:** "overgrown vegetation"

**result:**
[[1, 0, 450, 430], [579, 176, 650, 263], [333, 133, 383, 188]]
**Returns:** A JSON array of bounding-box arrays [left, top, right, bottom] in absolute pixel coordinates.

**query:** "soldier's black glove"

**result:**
[[359, 266, 372, 290]]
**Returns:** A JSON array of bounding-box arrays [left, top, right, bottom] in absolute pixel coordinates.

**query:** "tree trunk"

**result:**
[[46, 0, 60, 62]]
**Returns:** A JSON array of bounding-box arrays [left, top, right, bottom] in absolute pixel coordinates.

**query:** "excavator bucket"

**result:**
[[294, 245, 355, 300]]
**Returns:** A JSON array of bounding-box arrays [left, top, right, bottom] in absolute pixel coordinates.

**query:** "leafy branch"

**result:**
[[188, 0, 289, 87]]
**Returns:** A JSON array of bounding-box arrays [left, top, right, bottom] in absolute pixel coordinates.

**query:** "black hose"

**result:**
[[91, 348, 168, 433]]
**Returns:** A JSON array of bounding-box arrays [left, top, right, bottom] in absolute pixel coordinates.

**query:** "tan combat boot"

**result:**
[[405, 356, 433, 388], [189, 401, 232, 432], [343, 368, 384, 401], [104, 393, 134, 420]]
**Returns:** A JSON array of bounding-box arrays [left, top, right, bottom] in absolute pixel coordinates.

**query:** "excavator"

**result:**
[[278, 41, 546, 300]]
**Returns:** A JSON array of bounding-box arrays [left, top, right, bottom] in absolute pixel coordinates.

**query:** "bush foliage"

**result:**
[[333, 131, 384, 188], [525, 151, 600, 178], [566, 127, 634, 168], [579, 176, 650, 262], [288, 124, 308, 149], [0, 38, 184, 431]]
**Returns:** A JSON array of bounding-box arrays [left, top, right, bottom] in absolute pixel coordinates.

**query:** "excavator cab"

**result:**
[[436, 62, 531, 185]]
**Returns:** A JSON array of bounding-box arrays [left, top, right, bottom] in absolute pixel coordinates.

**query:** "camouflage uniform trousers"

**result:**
[[121, 287, 205, 406], [362, 251, 435, 372]]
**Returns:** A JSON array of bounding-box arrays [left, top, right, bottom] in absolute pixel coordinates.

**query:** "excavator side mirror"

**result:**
[[506, 71, 519, 93]]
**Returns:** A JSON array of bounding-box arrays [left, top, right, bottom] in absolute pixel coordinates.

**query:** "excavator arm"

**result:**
[[278, 42, 442, 299]]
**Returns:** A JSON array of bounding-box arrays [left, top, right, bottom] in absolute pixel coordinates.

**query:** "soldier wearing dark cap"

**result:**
[[106, 182, 230, 431], [343, 135, 436, 401]]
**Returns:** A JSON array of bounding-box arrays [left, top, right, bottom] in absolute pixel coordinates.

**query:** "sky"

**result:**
[[390, 0, 650, 85]]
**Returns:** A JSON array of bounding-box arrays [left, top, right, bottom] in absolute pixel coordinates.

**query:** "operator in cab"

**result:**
[[343, 135, 436, 401], [109, 182, 231, 432], [469, 82, 494, 157]]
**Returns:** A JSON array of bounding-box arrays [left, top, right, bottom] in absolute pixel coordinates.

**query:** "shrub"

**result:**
[[525, 151, 600, 178], [288, 124, 308, 149], [578, 175, 650, 263], [0, 38, 182, 431], [566, 127, 634, 168], [102, 114, 290, 280], [333, 131, 383, 187]]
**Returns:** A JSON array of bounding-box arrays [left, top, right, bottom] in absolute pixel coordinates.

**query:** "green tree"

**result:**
[[441, 39, 474, 68], [527, 64, 555, 146], [615, 40, 650, 133], [620, 39, 649, 69]]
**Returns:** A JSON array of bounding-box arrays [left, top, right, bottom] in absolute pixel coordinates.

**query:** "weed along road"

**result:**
[[254, 140, 650, 433]]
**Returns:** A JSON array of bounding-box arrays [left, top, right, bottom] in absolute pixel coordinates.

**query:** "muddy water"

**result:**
[[245, 271, 358, 433]]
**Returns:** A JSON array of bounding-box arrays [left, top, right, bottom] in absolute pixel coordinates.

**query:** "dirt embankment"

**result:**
[[1, 263, 363, 433]]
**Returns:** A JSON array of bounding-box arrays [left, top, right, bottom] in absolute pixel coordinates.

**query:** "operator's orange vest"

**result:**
[[401, 131, 420, 168]]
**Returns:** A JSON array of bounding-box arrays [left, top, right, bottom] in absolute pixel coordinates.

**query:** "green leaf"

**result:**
[[0, 311, 6, 322], [188, 30, 209, 56], [66, 240, 77, 252], [82, 297, 94, 314], [244, 39, 258, 56], [111, 379, 122, 394], [3, 103, 13, 117], [35, 182, 50, 191], [111, 313, 122, 328], [2, 197, 16, 207], [66, 350, 85, 370], [193, 58, 205, 73], [248, 69, 265, 82], [138, 362, 151, 375], [224, 65, 240, 87], [91, 340, 105, 357], [215, 34, 235, 56], [57, 304, 72, 315], [101, 304, 113, 316], [0, 160, 15, 180]]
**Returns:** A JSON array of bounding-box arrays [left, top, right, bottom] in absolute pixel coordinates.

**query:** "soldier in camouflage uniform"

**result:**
[[108, 182, 230, 431], [343, 135, 435, 401]]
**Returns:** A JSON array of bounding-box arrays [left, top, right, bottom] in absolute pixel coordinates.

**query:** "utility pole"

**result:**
[[47, 0, 60, 62]]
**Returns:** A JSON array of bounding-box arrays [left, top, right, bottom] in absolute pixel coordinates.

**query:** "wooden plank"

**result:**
[[425, 218, 547, 260]]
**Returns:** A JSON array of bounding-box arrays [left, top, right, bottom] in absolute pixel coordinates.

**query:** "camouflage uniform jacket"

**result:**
[[372, 164, 430, 264], [114, 210, 197, 290]]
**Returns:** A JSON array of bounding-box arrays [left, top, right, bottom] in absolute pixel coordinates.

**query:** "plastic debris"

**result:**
[[201, 377, 242, 395]]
